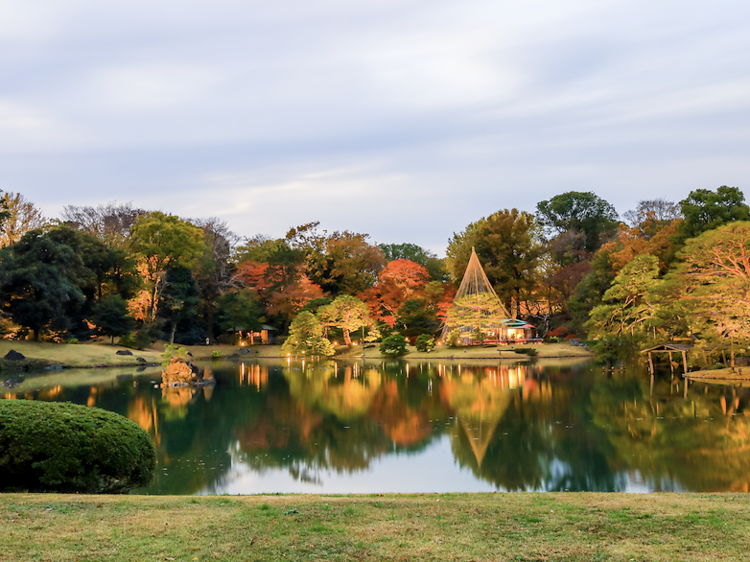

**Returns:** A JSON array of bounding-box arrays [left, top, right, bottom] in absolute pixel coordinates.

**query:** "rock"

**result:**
[[136, 357, 147, 363], [116, 349, 133, 356], [161, 358, 195, 386], [238, 348, 251, 355], [3, 350, 25, 361]]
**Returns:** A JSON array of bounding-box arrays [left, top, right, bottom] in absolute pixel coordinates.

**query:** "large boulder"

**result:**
[[161, 358, 196, 386], [116, 349, 133, 356], [3, 350, 25, 361]]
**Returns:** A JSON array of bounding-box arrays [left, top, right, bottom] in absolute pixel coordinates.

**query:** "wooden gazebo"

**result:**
[[640, 344, 693, 375]]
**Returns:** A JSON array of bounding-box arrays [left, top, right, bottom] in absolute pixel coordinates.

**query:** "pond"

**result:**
[[3, 357, 749, 494]]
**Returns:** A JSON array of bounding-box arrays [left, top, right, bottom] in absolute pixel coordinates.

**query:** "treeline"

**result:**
[[0, 186, 746, 356]]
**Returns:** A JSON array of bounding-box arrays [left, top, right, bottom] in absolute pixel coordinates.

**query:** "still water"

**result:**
[[3, 358, 749, 494]]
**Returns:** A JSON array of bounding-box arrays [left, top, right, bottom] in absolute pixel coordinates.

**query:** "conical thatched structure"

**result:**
[[441, 248, 533, 344], [440, 248, 509, 343]]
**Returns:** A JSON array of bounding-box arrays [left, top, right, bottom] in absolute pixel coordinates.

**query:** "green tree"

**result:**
[[0, 228, 90, 340], [586, 254, 661, 339], [317, 295, 371, 346], [216, 288, 263, 336], [160, 266, 203, 345], [536, 191, 619, 257], [379, 333, 408, 356], [282, 311, 335, 357], [191, 217, 239, 340], [679, 186, 749, 240], [130, 212, 206, 321], [90, 295, 135, 344], [396, 298, 439, 337]]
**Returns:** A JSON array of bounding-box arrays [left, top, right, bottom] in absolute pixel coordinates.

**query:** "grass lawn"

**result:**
[[685, 367, 750, 381], [1, 492, 749, 561], [0, 340, 164, 369], [1, 340, 593, 371]]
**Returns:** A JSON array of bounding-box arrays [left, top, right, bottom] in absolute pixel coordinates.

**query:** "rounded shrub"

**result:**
[[379, 334, 408, 357], [415, 334, 436, 352], [513, 347, 538, 357], [0, 400, 156, 494]]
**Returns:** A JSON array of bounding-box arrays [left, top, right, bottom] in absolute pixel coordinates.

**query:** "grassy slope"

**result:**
[[1, 493, 749, 561], [0, 341, 164, 368]]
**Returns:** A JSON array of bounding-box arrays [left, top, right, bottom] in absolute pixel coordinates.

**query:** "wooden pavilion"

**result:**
[[640, 343, 693, 375]]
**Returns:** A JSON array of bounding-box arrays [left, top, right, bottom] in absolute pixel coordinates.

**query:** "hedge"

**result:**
[[0, 399, 156, 494]]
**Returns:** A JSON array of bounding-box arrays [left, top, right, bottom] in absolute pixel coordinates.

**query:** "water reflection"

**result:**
[[4, 359, 750, 493]]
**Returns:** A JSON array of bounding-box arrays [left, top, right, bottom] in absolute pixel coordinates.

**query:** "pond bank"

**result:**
[[1, 341, 594, 372], [1, 492, 748, 561]]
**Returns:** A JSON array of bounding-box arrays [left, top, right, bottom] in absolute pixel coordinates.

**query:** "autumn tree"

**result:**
[[379, 242, 447, 281], [0, 192, 48, 247], [130, 212, 206, 321], [0, 190, 9, 232], [286, 222, 385, 295], [679, 186, 749, 241], [361, 259, 430, 326], [668, 221, 750, 367], [317, 295, 372, 346]]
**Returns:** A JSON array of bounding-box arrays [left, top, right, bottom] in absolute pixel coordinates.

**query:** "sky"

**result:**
[[1, 0, 749, 255]]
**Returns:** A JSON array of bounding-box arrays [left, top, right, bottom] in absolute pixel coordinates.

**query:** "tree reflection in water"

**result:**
[[5, 359, 750, 493]]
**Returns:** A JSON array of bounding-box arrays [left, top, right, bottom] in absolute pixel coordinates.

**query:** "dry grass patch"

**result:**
[[2, 493, 750, 561], [0, 341, 163, 368]]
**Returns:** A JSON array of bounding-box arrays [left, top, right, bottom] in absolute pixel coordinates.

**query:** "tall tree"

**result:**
[[668, 221, 750, 367], [61, 201, 149, 248], [0, 190, 9, 232], [286, 222, 384, 295], [536, 191, 619, 257], [130, 212, 206, 321], [191, 217, 239, 340], [0, 192, 47, 248], [0, 228, 91, 339], [678, 186, 749, 241]]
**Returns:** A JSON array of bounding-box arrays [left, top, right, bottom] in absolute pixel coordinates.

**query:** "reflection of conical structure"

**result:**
[[440, 376, 513, 467], [441, 247, 510, 342]]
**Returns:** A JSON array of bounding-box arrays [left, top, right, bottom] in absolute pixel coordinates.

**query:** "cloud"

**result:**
[[0, 0, 749, 253]]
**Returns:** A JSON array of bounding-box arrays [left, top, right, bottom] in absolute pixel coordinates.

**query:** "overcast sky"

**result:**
[[1, 0, 749, 254]]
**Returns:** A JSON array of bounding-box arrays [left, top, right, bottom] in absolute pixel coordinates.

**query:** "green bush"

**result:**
[[415, 334, 436, 352], [0, 400, 156, 494], [211, 350, 222, 358], [379, 334, 408, 357], [118, 332, 137, 348], [513, 347, 538, 357]]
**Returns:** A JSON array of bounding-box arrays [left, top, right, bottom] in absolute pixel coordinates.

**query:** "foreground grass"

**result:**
[[2, 493, 749, 561]]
